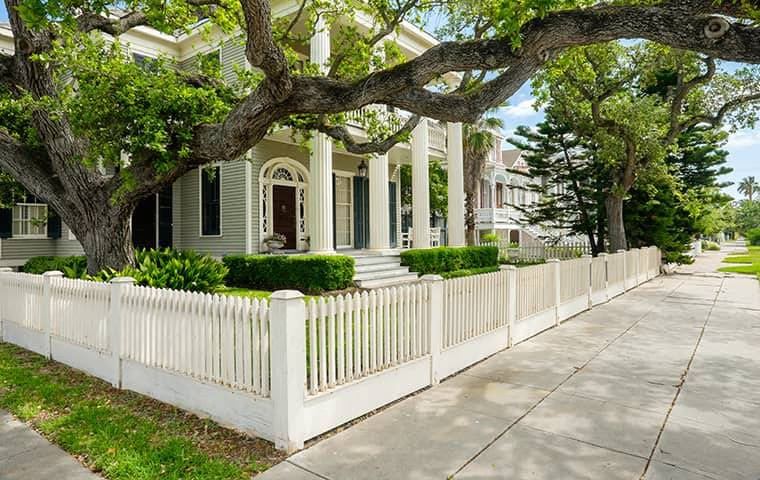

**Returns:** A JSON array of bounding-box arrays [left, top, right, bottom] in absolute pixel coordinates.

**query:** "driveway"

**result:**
[[260, 247, 760, 480]]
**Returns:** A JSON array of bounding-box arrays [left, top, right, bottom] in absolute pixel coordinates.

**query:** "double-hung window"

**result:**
[[201, 165, 221, 236], [13, 203, 48, 237]]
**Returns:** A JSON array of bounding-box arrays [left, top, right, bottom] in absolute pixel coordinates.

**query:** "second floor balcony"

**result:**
[[346, 105, 448, 153]]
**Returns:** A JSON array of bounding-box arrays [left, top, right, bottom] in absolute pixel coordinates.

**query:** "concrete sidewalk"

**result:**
[[0, 410, 99, 479], [260, 251, 760, 479]]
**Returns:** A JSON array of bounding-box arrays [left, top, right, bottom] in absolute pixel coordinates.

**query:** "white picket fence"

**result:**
[[0, 246, 662, 453]]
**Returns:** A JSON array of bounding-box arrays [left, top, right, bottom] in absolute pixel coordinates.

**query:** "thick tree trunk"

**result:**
[[605, 194, 627, 252], [66, 203, 136, 274]]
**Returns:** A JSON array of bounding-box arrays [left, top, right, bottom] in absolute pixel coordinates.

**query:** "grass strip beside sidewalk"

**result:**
[[0, 343, 284, 479]]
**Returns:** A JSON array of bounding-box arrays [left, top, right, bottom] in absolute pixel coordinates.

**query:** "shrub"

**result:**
[[701, 240, 720, 251], [26, 249, 227, 293], [223, 254, 355, 294], [23, 256, 87, 275], [441, 266, 500, 279], [481, 233, 500, 244], [400, 246, 498, 275], [746, 227, 760, 246], [115, 249, 228, 293]]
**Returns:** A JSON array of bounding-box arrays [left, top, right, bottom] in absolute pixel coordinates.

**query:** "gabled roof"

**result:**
[[501, 149, 522, 168]]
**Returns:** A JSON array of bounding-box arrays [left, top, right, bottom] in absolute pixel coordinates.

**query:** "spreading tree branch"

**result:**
[[311, 115, 422, 155], [76, 11, 150, 35]]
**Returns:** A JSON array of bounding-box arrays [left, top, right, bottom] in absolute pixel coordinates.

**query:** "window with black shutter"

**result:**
[[201, 166, 221, 236]]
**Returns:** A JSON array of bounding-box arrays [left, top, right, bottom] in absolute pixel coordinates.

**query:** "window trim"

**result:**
[[12, 203, 48, 239], [199, 164, 223, 238]]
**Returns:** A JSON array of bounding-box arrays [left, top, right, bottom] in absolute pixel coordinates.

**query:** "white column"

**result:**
[[309, 17, 334, 253], [368, 154, 390, 250], [447, 122, 465, 247], [411, 118, 430, 248]]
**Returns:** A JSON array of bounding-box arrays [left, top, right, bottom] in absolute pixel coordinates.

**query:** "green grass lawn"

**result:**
[[0, 343, 283, 479], [718, 246, 760, 280], [215, 286, 273, 299]]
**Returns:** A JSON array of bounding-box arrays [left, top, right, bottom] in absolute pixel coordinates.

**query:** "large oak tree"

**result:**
[[2, 0, 760, 271]]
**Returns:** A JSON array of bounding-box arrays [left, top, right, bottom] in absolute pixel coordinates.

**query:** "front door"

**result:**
[[273, 184, 297, 249]]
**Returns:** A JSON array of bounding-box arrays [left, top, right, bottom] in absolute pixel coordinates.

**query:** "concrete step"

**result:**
[[355, 262, 409, 274], [353, 255, 402, 267], [353, 267, 411, 281], [355, 273, 420, 289]]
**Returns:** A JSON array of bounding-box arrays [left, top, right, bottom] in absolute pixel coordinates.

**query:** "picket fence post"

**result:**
[[500, 265, 517, 347], [582, 254, 593, 309], [109, 276, 134, 388], [547, 259, 561, 326], [422, 274, 444, 385], [0, 267, 11, 340], [598, 252, 609, 302], [270, 290, 306, 453], [618, 249, 628, 291], [42, 270, 63, 359]]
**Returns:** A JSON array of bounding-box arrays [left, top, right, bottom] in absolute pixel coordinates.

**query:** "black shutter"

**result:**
[[201, 166, 221, 236], [47, 209, 62, 239], [0, 208, 12, 239], [158, 186, 173, 248], [389, 182, 397, 248], [353, 177, 369, 249]]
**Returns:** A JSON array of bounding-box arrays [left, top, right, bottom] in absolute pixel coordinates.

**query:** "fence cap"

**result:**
[[110, 276, 136, 285], [420, 274, 444, 282], [499, 264, 516, 271], [271, 290, 304, 300], [581, 254, 592, 259], [42, 270, 64, 277], [0, 267, 13, 273], [598, 252, 609, 257], [546, 258, 560, 263], [616, 249, 627, 253]]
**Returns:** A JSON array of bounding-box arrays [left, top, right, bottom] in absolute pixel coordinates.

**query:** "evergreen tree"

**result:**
[[509, 111, 608, 254]]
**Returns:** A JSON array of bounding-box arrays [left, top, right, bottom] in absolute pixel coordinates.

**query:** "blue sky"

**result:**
[[0, 5, 755, 198]]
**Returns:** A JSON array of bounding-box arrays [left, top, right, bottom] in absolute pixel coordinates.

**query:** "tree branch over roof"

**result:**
[[76, 11, 150, 35]]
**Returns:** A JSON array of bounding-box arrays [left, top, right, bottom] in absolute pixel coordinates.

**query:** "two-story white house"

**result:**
[[0, 8, 470, 285], [474, 148, 546, 245]]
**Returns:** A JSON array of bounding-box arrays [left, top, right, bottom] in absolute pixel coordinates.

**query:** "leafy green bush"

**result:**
[[480, 233, 500, 244], [115, 249, 228, 292], [701, 240, 720, 251], [23, 256, 87, 275], [441, 266, 500, 279], [747, 227, 760, 246], [400, 246, 498, 275], [223, 254, 355, 294], [26, 249, 227, 293]]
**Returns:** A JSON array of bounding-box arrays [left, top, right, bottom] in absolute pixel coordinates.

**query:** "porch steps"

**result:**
[[353, 255, 419, 289]]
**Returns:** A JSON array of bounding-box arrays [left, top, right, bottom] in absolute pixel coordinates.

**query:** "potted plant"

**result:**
[[264, 233, 287, 252]]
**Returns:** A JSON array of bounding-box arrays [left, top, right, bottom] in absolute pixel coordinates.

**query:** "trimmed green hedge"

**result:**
[[23, 256, 87, 274], [400, 246, 498, 275], [223, 254, 355, 294]]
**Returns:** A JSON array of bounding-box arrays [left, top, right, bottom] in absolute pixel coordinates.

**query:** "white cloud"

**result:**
[[502, 98, 540, 118], [725, 129, 760, 150]]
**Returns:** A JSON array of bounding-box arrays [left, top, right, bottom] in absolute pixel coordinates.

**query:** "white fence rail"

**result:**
[[0, 246, 662, 453]]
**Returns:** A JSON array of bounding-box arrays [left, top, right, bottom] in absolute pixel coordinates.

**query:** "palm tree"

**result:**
[[463, 115, 504, 245], [738, 176, 759, 201]]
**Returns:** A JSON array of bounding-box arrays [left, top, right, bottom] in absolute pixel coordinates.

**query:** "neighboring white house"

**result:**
[[0, 9, 469, 272], [475, 148, 547, 245]]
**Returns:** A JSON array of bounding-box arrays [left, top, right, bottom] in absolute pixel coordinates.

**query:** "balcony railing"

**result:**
[[345, 105, 448, 153], [475, 207, 525, 225]]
